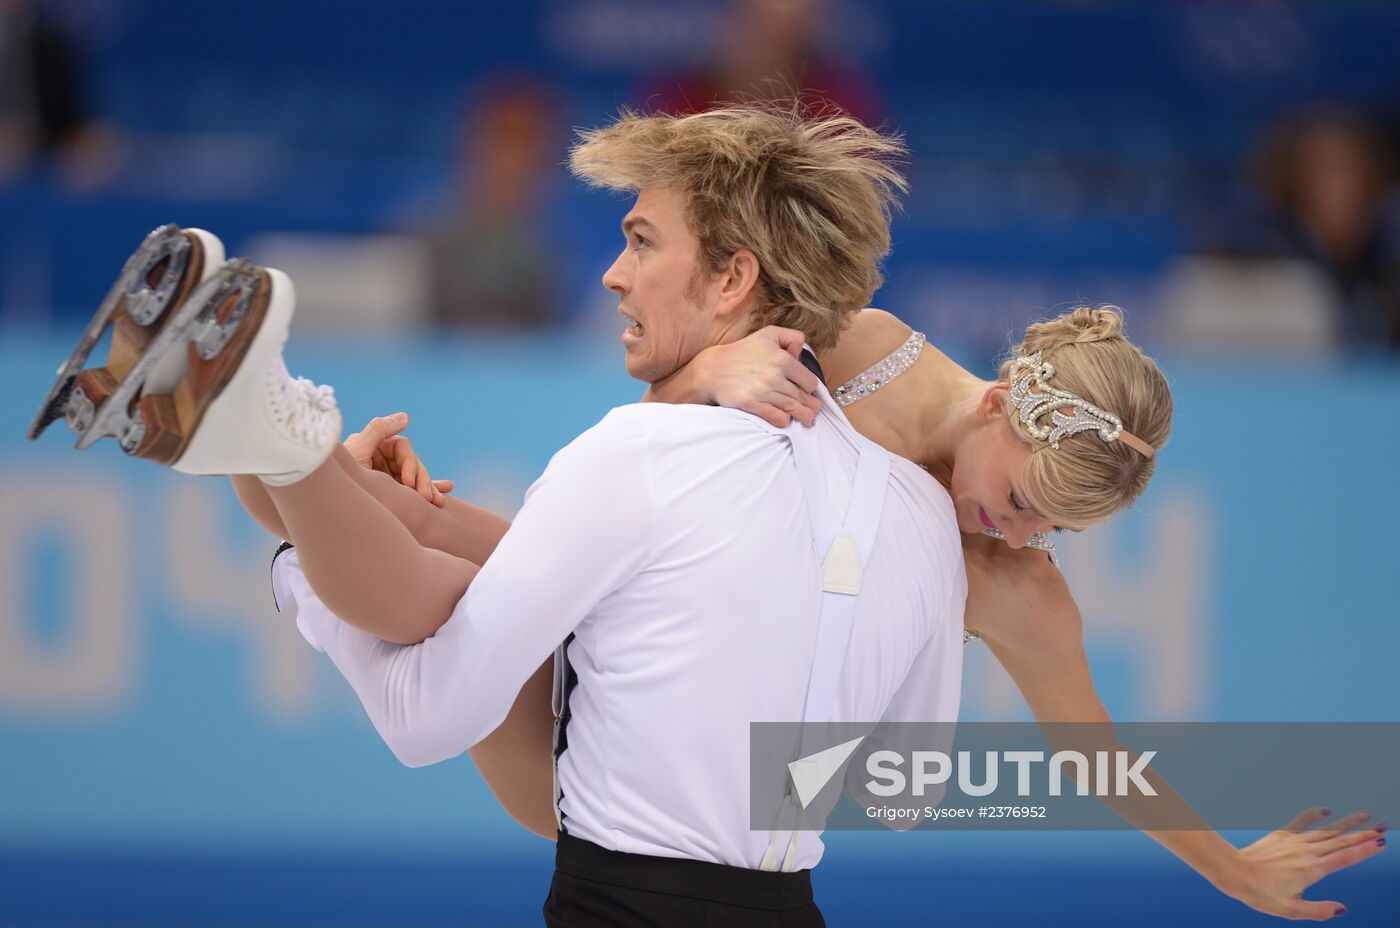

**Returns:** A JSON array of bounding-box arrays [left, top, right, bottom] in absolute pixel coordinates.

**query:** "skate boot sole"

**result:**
[[85, 260, 273, 465], [27, 225, 224, 443]]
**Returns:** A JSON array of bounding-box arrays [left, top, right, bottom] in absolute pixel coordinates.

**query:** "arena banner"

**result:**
[[2, 336, 1397, 854]]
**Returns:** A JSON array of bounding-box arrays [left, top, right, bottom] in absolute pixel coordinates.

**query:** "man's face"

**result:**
[[602, 186, 731, 383]]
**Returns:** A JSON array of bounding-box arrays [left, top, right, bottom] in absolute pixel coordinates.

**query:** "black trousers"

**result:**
[[542, 832, 827, 927]]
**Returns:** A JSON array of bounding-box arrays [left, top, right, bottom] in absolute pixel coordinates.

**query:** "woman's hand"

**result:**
[[1219, 807, 1387, 920], [647, 326, 823, 428], [343, 412, 454, 507]]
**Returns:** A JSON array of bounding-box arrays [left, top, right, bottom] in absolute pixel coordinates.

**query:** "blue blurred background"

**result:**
[[2, 1, 1398, 925]]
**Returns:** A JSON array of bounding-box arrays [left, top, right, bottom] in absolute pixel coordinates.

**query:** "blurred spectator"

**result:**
[[0, 0, 121, 188], [423, 78, 562, 330], [640, 0, 883, 125], [1247, 108, 1400, 349]]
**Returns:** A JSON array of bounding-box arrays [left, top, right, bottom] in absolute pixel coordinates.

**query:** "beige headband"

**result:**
[[1009, 353, 1155, 459]]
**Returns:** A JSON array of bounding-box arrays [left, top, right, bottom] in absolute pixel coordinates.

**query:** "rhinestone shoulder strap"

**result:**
[[833, 331, 926, 407]]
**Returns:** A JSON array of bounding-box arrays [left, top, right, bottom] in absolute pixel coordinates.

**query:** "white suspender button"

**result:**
[[821, 532, 862, 595]]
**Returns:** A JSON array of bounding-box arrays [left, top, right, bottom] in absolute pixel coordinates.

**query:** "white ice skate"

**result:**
[[119, 262, 341, 484], [31, 229, 341, 484], [27, 224, 225, 445]]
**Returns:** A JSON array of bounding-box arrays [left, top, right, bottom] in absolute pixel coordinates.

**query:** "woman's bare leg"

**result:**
[[470, 662, 558, 838], [232, 474, 289, 539], [261, 445, 476, 644], [237, 454, 556, 835], [233, 462, 510, 566]]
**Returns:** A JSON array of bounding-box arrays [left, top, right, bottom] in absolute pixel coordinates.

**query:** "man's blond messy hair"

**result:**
[[568, 102, 908, 351]]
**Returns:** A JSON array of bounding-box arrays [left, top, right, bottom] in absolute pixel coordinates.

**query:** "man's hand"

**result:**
[[691, 326, 823, 428], [1220, 807, 1387, 920], [344, 412, 454, 507]]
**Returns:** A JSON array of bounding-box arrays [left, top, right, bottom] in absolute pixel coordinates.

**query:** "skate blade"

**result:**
[[27, 224, 195, 442], [78, 259, 263, 455]]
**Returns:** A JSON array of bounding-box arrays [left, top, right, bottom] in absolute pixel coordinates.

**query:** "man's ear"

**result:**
[[715, 249, 761, 317], [977, 383, 1010, 421]]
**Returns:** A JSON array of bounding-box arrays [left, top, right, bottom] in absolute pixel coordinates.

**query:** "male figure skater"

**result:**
[[35, 105, 967, 926]]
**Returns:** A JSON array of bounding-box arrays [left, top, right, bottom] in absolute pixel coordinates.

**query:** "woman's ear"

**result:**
[[715, 249, 761, 317], [977, 382, 1010, 421]]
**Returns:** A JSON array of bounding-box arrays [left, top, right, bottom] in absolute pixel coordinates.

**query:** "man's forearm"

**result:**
[[291, 561, 533, 767]]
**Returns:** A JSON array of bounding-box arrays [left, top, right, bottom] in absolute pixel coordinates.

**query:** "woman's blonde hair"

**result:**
[[996, 306, 1173, 526], [568, 102, 908, 351]]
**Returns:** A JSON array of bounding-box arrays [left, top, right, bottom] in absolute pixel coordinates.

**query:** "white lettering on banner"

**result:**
[[163, 480, 315, 722], [1004, 750, 1044, 795], [910, 750, 951, 795], [966, 486, 1211, 719], [958, 751, 998, 797], [0, 474, 133, 712], [1049, 749, 1090, 796], [865, 749, 906, 796], [862, 750, 1160, 798]]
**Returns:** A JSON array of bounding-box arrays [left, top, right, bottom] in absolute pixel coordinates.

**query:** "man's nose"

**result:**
[[602, 251, 628, 293]]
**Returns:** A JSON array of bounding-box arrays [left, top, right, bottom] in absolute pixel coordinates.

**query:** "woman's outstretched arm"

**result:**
[[965, 541, 1385, 921]]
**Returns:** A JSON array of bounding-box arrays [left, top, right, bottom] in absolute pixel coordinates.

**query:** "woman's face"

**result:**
[[946, 384, 1078, 546]]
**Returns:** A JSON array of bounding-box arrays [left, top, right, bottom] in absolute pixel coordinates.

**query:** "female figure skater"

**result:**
[[30, 104, 1381, 916]]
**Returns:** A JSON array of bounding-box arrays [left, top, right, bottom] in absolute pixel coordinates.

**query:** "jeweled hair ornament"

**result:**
[[1008, 352, 1155, 459]]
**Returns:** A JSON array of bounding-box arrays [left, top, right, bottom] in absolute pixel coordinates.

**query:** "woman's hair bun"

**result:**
[[1023, 305, 1125, 353]]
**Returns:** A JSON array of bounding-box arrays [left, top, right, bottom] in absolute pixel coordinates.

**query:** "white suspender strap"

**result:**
[[550, 638, 570, 833], [787, 427, 891, 728], [761, 424, 891, 872]]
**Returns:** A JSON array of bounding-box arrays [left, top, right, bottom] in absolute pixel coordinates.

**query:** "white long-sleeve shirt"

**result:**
[[276, 386, 967, 869]]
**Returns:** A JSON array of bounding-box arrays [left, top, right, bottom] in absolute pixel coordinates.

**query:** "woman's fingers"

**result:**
[[781, 352, 822, 395], [1283, 807, 1333, 833], [1315, 826, 1387, 856], [1305, 810, 1370, 841], [747, 402, 792, 429], [756, 325, 808, 360], [1283, 898, 1347, 922], [772, 392, 816, 427], [739, 400, 795, 428], [1317, 834, 1387, 876]]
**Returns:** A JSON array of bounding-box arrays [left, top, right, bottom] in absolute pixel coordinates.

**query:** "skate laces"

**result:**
[[266, 356, 338, 447]]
